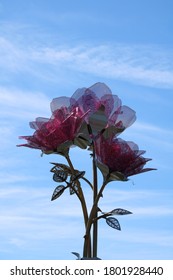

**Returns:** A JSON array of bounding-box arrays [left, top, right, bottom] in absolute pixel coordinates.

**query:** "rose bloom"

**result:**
[[51, 83, 136, 134], [95, 136, 156, 180], [17, 107, 86, 154], [18, 83, 137, 153]]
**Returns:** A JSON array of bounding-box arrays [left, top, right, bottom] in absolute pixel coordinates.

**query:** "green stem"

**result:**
[[65, 154, 91, 258], [83, 178, 108, 258], [92, 143, 98, 258], [81, 177, 93, 189]]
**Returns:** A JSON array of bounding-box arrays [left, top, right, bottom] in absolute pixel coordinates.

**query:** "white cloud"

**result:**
[[104, 228, 173, 248], [0, 187, 27, 198], [0, 174, 37, 184], [0, 37, 25, 71], [132, 121, 173, 136], [121, 120, 173, 154], [0, 185, 172, 259], [99, 187, 173, 216], [0, 86, 50, 119], [131, 206, 173, 216], [31, 44, 173, 88], [0, 185, 84, 253], [1, 33, 173, 88]]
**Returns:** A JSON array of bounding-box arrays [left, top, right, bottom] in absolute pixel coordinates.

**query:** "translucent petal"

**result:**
[[126, 141, 139, 151], [95, 136, 155, 178], [101, 94, 122, 119], [81, 89, 99, 113], [114, 105, 136, 128], [71, 87, 87, 102], [50, 96, 71, 114], [29, 117, 49, 130], [89, 105, 107, 136], [89, 82, 112, 99]]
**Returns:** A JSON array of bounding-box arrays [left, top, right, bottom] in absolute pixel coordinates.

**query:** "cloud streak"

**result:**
[[1, 185, 172, 260], [1, 33, 173, 88], [0, 87, 50, 120], [0, 23, 172, 259], [36, 44, 173, 88]]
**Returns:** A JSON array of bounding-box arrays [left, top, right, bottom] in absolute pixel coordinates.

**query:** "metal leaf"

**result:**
[[74, 136, 89, 149], [53, 170, 68, 182], [96, 161, 109, 180], [103, 125, 125, 139], [56, 140, 73, 156], [109, 171, 127, 181], [110, 208, 133, 215], [106, 217, 121, 230], [69, 180, 80, 195], [71, 252, 81, 260], [89, 105, 107, 135], [51, 185, 65, 201], [96, 161, 127, 182], [71, 171, 85, 181], [50, 163, 74, 175]]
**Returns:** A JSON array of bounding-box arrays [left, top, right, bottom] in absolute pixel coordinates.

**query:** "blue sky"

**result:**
[[0, 0, 173, 260]]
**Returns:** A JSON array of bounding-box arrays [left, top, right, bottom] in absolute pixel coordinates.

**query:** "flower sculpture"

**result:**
[[95, 136, 154, 181], [18, 107, 87, 154], [17, 82, 156, 259]]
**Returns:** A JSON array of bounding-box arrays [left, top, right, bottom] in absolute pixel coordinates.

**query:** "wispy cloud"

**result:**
[[0, 185, 172, 259], [104, 227, 173, 248], [0, 174, 38, 184], [121, 120, 173, 157], [133, 122, 173, 134], [1, 33, 173, 88], [20, 44, 173, 88], [36, 44, 173, 88], [0, 185, 84, 257], [99, 187, 173, 217], [131, 206, 173, 216], [0, 86, 50, 119]]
